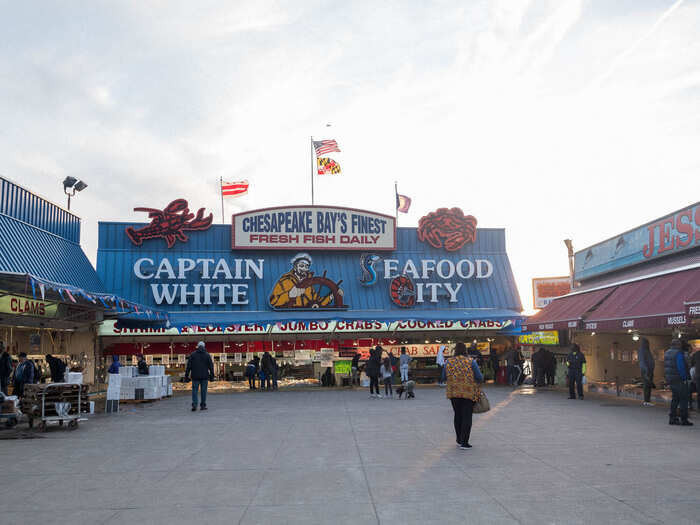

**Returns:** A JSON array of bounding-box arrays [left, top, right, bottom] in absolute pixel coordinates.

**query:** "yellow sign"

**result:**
[[0, 294, 57, 318], [518, 331, 559, 346]]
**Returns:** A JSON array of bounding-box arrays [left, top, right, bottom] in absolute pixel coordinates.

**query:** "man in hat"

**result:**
[[185, 341, 214, 411], [269, 252, 342, 308], [13, 352, 34, 398]]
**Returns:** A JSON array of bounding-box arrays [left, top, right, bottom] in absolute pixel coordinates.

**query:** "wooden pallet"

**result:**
[[118, 399, 156, 404]]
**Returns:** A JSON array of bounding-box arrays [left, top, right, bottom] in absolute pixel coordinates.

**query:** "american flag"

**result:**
[[313, 139, 340, 156], [221, 180, 249, 197]]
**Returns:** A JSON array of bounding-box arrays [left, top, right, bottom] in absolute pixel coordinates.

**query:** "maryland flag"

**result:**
[[317, 157, 341, 175]]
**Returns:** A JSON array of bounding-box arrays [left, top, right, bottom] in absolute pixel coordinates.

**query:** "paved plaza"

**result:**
[[1, 385, 699, 525]]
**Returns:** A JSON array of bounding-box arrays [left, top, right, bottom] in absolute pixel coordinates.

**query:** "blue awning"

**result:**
[[0, 212, 106, 293]]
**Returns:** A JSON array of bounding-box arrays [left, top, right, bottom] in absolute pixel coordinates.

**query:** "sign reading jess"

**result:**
[[232, 206, 396, 251]]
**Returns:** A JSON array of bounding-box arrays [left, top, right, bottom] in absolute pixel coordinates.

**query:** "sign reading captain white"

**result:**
[[232, 206, 396, 250]]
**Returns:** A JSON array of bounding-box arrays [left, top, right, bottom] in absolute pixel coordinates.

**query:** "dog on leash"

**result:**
[[396, 380, 415, 399]]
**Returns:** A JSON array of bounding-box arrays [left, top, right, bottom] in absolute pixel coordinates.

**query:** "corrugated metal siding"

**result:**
[[97, 223, 522, 316], [0, 176, 80, 243], [0, 214, 105, 292]]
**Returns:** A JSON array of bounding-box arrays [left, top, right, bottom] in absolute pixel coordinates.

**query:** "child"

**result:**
[[399, 347, 412, 382], [380, 357, 393, 398]]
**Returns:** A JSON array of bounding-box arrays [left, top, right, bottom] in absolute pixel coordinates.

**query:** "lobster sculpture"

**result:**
[[125, 199, 213, 248], [417, 207, 477, 251]]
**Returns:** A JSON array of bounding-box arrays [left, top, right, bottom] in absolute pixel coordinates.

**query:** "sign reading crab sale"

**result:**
[[232, 206, 396, 251]]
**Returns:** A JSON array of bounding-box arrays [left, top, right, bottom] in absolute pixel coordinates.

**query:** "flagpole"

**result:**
[[310, 136, 315, 205], [220, 177, 225, 223], [394, 181, 398, 221]]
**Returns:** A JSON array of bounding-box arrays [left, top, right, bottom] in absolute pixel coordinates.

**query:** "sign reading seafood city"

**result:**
[[232, 206, 396, 251]]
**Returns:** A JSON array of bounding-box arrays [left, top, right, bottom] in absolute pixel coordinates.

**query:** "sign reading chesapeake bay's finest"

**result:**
[[232, 206, 396, 250]]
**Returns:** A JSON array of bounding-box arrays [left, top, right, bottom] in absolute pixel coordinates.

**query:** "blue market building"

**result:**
[[96, 203, 525, 381]]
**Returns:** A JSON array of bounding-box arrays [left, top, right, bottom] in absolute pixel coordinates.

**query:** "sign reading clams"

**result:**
[[232, 206, 396, 251]]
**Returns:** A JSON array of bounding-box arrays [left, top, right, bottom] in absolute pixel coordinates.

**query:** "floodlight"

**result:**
[[63, 176, 78, 189], [74, 180, 88, 192]]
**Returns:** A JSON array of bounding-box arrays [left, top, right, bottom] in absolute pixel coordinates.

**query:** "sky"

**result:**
[[1, 0, 699, 314]]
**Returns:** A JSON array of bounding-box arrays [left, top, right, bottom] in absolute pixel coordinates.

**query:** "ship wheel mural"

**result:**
[[269, 253, 347, 310]]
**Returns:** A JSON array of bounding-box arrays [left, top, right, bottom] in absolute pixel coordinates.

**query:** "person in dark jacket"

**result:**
[[185, 341, 214, 411], [270, 354, 279, 390], [13, 352, 34, 398], [489, 347, 499, 383], [107, 355, 121, 375], [366, 346, 382, 398], [245, 359, 257, 389], [638, 338, 655, 406], [690, 347, 700, 411], [566, 344, 586, 400], [137, 354, 149, 375], [0, 342, 12, 394], [261, 351, 274, 390], [545, 350, 557, 386], [46, 354, 67, 383], [532, 347, 546, 387], [664, 338, 692, 426], [351, 352, 360, 386]]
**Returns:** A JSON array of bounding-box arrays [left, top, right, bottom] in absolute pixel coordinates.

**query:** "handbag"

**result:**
[[473, 389, 490, 413]]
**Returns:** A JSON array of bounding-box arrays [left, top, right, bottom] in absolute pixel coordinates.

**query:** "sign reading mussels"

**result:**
[[232, 206, 396, 251]]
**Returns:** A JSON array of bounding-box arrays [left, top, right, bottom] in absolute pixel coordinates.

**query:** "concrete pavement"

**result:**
[[1, 385, 699, 525]]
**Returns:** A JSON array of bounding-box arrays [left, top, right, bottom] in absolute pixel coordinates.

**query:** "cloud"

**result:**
[[1, 0, 699, 313]]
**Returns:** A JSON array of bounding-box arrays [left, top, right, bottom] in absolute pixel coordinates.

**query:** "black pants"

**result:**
[[383, 377, 392, 396], [450, 398, 474, 446], [369, 375, 380, 394], [0, 376, 8, 395], [642, 374, 653, 403], [568, 371, 583, 398], [670, 382, 689, 421], [534, 366, 544, 386], [247, 375, 255, 389], [545, 367, 555, 385]]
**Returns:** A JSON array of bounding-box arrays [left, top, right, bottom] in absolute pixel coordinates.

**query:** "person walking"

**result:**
[[12, 352, 34, 398], [489, 347, 499, 383], [566, 344, 586, 400], [664, 338, 692, 426], [351, 352, 360, 386], [184, 341, 214, 411], [545, 350, 557, 386], [399, 347, 412, 382], [0, 343, 12, 395], [366, 346, 382, 398], [436, 345, 446, 386], [381, 357, 393, 398], [446, 342, 483, 450], [270, 354, 279, 390], [638, 338, 655, 407], [531, 347, 545, 387], [261, 351, 274, 390], [245, 358, 257, 390], [45, 354, 67, 383]]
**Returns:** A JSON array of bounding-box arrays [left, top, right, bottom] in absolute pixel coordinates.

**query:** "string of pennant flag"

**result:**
[[26, 274, 167, 320]]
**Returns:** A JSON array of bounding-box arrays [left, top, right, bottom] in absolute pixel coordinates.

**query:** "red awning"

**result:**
[[583, 267, 700, 331], [524, 287, 617, 331]]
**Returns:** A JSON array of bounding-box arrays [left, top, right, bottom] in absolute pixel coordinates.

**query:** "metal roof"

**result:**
[[0, 212, 105, 293], [97, 222, 523, 327], [0, 175, 80, 243]]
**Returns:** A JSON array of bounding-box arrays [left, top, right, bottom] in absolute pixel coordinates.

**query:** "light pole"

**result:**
[[62, 176, 87, 210]]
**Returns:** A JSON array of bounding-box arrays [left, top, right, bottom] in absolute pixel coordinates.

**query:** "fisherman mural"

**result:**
[[269, 253, 347, 310]]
